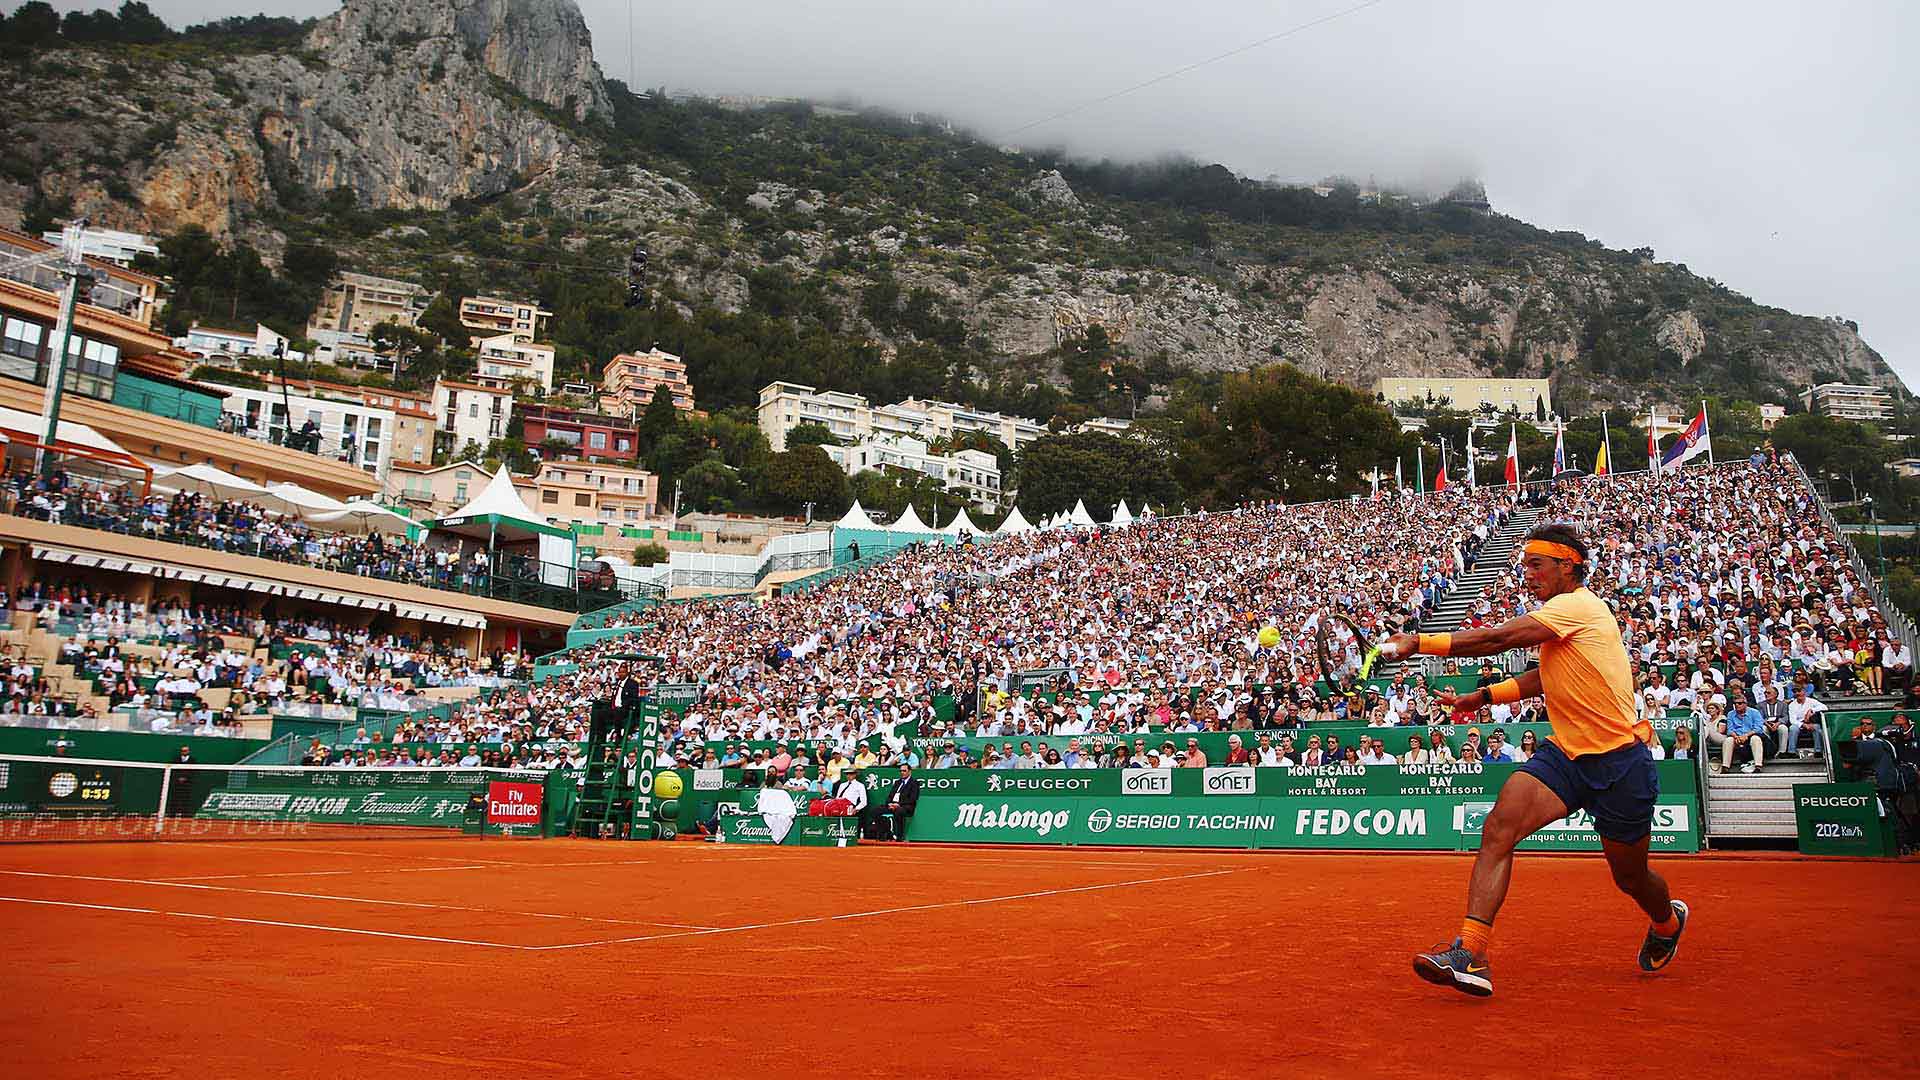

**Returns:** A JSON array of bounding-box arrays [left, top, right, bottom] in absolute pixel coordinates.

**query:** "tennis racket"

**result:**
[[1315, 613, 1381, 695]]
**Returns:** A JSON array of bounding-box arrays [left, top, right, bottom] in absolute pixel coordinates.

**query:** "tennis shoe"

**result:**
[[1638, 899, 1689, 972], [1413, 938, 1492, 997]]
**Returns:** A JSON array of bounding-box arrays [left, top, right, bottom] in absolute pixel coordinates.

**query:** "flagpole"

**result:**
[[1649, 407, 1658, 476], [1702, 399, 1714, 465], [1601, 412, 1613, 480], [1417, 444, 1426, 495]]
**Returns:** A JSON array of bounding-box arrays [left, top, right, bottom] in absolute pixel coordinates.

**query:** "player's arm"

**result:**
[[1437, 666, 1543, 713], [1379, 613, 1558, 662]]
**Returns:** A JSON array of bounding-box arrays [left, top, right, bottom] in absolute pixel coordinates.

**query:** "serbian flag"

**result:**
[[1660, 406, 1712, 470], [1503, 424, 1519, 487], [1552, 424, 1567, 476]]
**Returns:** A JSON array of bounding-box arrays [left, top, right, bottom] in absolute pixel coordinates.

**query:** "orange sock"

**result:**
[[1652, 906, 1680, 936], [1459, 915, 1493, 958]]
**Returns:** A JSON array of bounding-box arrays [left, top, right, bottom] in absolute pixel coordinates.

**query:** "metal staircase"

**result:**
[[1421, 507, 1540, 634], [1701, 752, 1831, 841]]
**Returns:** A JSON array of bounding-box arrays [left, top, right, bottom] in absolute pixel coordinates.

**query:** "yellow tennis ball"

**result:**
[[1258, 626, 1282, 649], [654, 772, 684, 799]]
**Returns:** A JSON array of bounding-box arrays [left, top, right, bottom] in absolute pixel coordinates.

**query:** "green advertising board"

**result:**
[[718, 812, 860, 847], [906, 792, 1699, 851], [1792, 782, 1893, 856], [187, 768, 544, 834]]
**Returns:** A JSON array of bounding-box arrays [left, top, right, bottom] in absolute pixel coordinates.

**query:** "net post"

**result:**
[[154, 764, 172, 836]]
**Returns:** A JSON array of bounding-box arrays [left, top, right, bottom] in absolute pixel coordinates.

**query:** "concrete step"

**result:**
[[1708, 819, 1800, 838]]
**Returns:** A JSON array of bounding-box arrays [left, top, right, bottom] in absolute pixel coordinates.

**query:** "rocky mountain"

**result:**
[[2, 0, 606, 241], [0, 0, 1899, 412]]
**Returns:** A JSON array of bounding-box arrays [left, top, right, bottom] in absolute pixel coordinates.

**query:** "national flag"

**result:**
[[1552, 424, 1567, 476], [1435, 445, 1450, 492], [1395, 457, 1404, 492], [1595, 414, 1612, 476], [1503, 424, 1519, 487], [1465, 425, 1477, 487], [1660, 406, 1712, 470], [1648, 410, 1659, 474], [1370, 467, 1380, 499]]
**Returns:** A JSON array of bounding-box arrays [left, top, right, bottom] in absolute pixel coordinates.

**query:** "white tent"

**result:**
[[1111, 500, 1134, 527], [264, 481, 350, 518], [1069, 499, 1098, 527], [890, 504, 933, 534], [996, 506, 1034, 534], [315, 498, 424, 536], [942, 508, 988, 537], [155, 463, 269, 500], [836, 501, 880, 530], [429, 465, 574, 584]]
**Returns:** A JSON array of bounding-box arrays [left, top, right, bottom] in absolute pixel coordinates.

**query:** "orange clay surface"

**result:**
[[0, 838, 1911, 1080]]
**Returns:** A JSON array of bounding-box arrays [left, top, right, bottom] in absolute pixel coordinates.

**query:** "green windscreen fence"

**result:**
[[0, 755, 558, 842]]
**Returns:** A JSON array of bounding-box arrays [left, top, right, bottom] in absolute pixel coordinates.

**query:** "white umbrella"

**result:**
[[154, 463, 269, 500], [315, 499, 425, 536], [263, 482, 350, 519]]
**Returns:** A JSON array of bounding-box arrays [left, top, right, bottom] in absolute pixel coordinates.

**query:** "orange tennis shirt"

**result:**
[[1527, 586, 1648, 757]]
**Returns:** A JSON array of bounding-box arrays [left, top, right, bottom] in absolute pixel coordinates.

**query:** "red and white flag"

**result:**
[[1503, 424, 1520, 487]]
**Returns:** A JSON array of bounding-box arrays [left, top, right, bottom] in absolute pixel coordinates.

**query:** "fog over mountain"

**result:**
[[71, 0, 1919, 385]]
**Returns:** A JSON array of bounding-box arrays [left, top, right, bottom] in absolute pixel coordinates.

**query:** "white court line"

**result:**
[[151, 842, 529, 866], [158, 865, 495, 882], [156, 855, 790, 882], [0, 895, 526, 950], [0, 865, 1264, 952], [527, 865, 1263, 952], [0, 870, 720, 930]]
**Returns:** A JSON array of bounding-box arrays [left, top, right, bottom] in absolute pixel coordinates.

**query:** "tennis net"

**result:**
[[0, 755, 556, 842]]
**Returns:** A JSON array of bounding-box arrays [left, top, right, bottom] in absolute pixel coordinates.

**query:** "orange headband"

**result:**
[[1524, 540, 1585, 564]]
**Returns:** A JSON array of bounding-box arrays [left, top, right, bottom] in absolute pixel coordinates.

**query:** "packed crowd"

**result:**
[[5, 579, 525, 734], [3, 467, 499, 596], [485, 486, 1516, 759], [464, 460, 1899, 772], [1495, 458, 1907, 771]]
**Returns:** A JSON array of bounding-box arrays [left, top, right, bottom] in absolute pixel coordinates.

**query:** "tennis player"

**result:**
[[1376, 523, 1688, 997]]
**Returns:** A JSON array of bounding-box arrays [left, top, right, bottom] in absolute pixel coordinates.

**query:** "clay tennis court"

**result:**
[[0, 838, 1910, 1079]]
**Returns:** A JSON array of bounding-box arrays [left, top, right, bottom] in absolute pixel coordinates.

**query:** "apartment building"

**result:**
[[518, 403, 640, 461], [756, 381, 1047, 454], [601, 348, 695, 416], [431, 378, 513, 459], [307, 272, 433, 339], [473, 332, 556, 393], [1802, 382, 1895, 423], [459, 295, 551, 344], [520, 460, 660, 526], [823, 436, 1003, 508]]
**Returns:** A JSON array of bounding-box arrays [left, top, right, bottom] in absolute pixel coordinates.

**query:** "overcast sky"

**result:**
[[77, 0, 1918, 387]]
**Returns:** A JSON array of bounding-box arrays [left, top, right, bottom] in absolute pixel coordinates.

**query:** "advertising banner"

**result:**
[[485, 781, 545, 830], [1792, 782, 1892, 856], [719, 812, 860, 847], [908, 791, 1700, 852]]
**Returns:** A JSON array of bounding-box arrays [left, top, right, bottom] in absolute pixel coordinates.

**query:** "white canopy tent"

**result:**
[[428, 465, 575, 586], [941, 508, 988, 537], [836, 501, 880, 530], [890, 504, 934, 534], [996, 506, 1034, 534], [1069, 499, 1098, 527], [1111, 500, 1135, 527]]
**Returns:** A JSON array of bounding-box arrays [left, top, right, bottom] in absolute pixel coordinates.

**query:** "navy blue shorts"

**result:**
[[1519, 739, 1659, 843]]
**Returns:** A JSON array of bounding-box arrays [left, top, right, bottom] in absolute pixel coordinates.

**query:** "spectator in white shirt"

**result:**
[[1883, 638, 1913, 697], [1785, 685, 1829, 758]]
